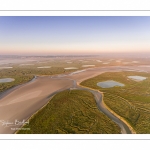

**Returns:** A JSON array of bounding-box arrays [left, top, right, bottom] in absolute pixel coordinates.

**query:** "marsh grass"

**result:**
[[0, 59, 98, 93], [0, 58, 107, 93], [17, 90, 120, 134], [0, 68, 34, 93], [0, 64, 79, 93], [0, 58, 134, 93], [81, 71, 150, 133]]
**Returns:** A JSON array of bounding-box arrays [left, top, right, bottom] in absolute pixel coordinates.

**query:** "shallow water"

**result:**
[[96, 60, 102, 62], [128, 76, 147, 81], [64, 67, 78, 70], [69, 70, 86, 75], [82, 65, 95, 67], [97, 80, 124, 88], [82, 61, 88, 63], [37, 66, 51, 68], [0, 78, 15, 83], [20, 64, 34, 66], [0, 67, 13, 69]]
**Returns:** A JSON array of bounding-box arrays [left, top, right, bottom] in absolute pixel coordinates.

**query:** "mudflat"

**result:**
[[0, 65, 150, 133], [0, 76, 72, 133]]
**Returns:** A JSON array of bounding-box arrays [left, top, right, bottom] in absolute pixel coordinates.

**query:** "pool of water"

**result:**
[[0, 67, 13, 69], [64, 67, 78, 70], [82, 65, 95, 67], [97, 80, 125, 88], [82, 61, 88, 63], [96, 60, 102, 62], [0, 78, 15, 83], [69, 70, 86, 75], [128, 76, 147, 81], [20, 64, 34, 66], [37, 66, 51, 68], [116, 60, 121, 62]]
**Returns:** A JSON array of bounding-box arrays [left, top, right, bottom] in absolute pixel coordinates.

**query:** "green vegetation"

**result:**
[[0, 58, 140, 94], [0, 68, 34, 93], [81, 71, 150, 133], [17, 90, 120, 134], [0, 63, 79, 93], [0, 59, 97, 93]]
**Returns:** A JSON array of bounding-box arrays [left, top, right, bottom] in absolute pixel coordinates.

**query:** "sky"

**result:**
[[0, 16, 150, 55]]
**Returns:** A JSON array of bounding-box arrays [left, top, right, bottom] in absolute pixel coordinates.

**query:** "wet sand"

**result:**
[[0, 65, 150, 134], [0, 77, 72, 134]]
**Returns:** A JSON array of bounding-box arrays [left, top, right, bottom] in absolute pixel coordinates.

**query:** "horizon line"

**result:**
[[1, 52, 150, 56]]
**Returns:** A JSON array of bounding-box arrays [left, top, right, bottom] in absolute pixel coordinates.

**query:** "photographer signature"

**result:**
[[0, 119, 29, 127]]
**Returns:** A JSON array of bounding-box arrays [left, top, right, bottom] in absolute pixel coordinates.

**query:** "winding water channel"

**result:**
[[0, 65, 149, 134], [51, 75, 131, 134]]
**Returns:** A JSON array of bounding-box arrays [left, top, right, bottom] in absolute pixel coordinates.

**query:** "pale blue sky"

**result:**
[[0, 16, 150, 55]]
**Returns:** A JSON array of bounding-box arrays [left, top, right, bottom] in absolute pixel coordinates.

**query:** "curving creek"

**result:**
[[51, 76, 132, 134], [0, 65, 149, 134]]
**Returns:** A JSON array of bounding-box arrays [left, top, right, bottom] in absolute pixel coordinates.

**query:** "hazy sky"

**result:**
[[0, 16, 150, 55]]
